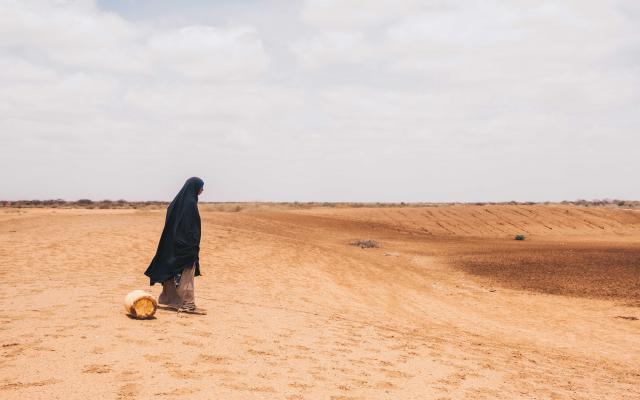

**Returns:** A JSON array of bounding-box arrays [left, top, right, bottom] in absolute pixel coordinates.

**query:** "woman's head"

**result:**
[[185, 177, 204, 196]]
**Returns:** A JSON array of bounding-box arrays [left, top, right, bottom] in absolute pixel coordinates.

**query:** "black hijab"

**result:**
[[144, 177, 204, 285]]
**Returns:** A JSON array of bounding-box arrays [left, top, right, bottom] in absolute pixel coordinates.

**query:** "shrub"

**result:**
[[515, 235, 526, 241], [350, 239, 380, 249]]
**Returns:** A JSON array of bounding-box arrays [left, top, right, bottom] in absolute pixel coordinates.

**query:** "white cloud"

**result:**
[[0, 56, 58, 82], [0, 0, 639, 201], [0, 0, 269, 78], [0, 0, 145, 72], [148, 26, 269, 81], [301, 0, 426, 30], [291, 31, 371, 70], [294, 1, 640, 127], [0, 1, 274, 125]]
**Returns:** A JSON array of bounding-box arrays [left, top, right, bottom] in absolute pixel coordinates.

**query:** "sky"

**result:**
[[1, 0, 639, 202]]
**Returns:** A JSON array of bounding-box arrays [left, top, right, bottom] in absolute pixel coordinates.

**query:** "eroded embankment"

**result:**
[[296, 205, 640, 302], [298, 204, 640, 237]]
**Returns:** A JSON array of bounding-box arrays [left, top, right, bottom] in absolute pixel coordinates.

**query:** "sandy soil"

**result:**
[[0, 205, 638, 399]]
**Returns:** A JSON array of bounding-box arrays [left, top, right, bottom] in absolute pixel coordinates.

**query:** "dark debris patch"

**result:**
[[350, 239, 380, 249]]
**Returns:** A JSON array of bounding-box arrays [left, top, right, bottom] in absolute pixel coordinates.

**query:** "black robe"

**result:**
[[145, 177, 204, 285]]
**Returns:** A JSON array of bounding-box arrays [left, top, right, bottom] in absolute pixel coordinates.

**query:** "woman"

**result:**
[[144, 177, 206, 314]]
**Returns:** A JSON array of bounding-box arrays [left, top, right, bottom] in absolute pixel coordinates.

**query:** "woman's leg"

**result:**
[[177, 263, 196, 309], [158, 280, 181, 309], [176, 263, 206, 314]]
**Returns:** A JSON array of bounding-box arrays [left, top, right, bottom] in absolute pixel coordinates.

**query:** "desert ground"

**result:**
[[0, 204, 638, 399]]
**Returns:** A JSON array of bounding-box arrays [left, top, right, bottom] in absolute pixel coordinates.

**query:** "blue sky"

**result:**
[[1, 0, 639, 201]]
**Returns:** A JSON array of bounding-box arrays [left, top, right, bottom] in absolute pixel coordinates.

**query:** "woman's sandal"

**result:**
[[177, 306, 207, 315], [158, 304, 180, 311]]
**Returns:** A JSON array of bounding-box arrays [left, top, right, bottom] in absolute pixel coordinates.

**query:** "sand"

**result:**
[[0, 205, 638, 399]]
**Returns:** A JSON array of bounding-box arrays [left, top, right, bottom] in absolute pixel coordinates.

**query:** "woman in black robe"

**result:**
[[145, 177, 206, 314]]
